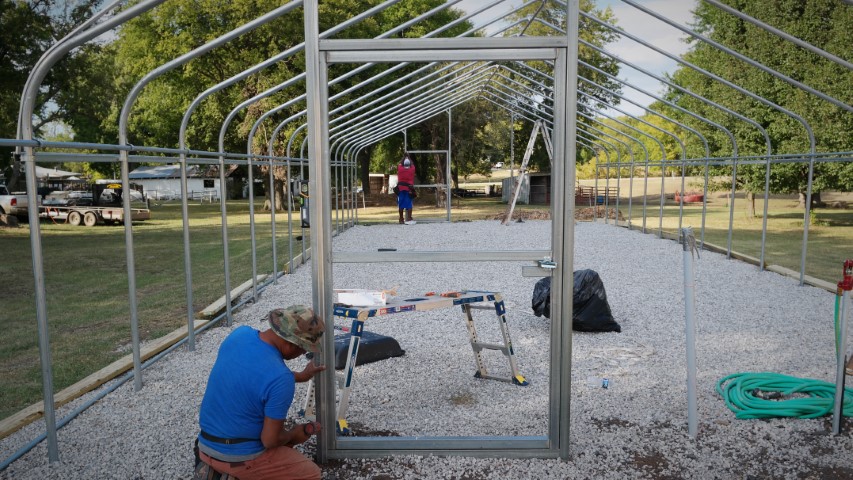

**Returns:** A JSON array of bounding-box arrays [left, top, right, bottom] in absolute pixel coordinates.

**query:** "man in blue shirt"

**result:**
[[197, 305, 326, 479]]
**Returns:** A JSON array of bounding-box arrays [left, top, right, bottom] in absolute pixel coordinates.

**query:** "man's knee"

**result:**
[[305, 461, 322, 480]]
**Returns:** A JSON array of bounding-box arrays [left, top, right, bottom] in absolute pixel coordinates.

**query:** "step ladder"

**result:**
[[299, 372, 344, 425], [461, 295, 528, 386], [502, 120, 552, 225], [298, 291, 527, 435]]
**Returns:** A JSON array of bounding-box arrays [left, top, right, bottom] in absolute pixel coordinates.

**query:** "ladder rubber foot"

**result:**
[[336, 419, 350, 435], [473, 371, 483, 379], [513, 375, 529, 386]]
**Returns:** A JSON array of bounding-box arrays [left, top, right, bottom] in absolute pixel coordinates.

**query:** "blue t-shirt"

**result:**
[[198, 326, 295, 460]]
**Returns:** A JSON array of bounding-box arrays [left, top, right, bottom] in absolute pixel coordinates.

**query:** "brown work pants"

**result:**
[[200, 446, 320, 480]]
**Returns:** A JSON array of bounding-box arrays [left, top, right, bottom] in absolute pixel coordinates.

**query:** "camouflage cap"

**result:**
[[268, 305, 325, 353]]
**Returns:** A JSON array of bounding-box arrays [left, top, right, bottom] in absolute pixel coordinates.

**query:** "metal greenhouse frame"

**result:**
[[2, 0, 851, 468]]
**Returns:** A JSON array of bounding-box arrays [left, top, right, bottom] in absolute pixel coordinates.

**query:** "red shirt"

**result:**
[[397, 163, 415, 192]]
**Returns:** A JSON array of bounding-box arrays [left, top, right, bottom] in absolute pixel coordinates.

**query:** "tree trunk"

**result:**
[[797, 191, 823, 209], [360, 156, 370, 194], [811, 191, 823, 208], [274, 178, 287, 211], [7, 156, 22, 192], [433, 151, 445, 185], [746, 191, 755, 218]]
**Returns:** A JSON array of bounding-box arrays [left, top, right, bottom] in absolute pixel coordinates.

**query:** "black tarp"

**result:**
[[333, 331, 405, 370], [531, 269, 621, 333]]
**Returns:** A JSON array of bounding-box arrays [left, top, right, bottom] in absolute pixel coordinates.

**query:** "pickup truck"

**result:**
[[0, 185, 30, 219]]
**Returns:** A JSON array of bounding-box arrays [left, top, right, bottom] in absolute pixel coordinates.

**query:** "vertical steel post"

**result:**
[[447, 108, 452, 221], [20, 147, 59, 461], [177, 150, 194, 351], [303, 0, 334, 462], [510, 112, 515, 186], [680, 227, 699, 438], [832, 260, 852, 434], [552, 0, 580, 459], [270, 150, 278, 284]]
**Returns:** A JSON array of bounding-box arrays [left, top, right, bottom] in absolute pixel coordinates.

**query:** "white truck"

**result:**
[[0, 184, 30, 220]]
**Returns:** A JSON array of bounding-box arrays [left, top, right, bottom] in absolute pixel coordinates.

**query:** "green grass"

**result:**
[[1, 187, 850, 423], [0, 200, 305, 421], [622, 196, 853, 281]]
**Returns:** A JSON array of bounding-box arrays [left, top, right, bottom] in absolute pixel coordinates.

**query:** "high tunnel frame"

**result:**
[[2, 0, 852, 468]]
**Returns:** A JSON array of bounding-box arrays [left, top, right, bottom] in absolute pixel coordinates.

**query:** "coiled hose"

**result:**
[[716, 372, 853, 419]]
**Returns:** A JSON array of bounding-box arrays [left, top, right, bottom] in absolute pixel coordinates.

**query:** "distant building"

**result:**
[[501, 173, 551, 205], [129, 164, 228, 201], [369, 173, 389, 194]]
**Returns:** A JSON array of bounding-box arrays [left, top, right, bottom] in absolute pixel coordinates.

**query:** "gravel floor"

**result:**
[[1, 220, 851, 479]]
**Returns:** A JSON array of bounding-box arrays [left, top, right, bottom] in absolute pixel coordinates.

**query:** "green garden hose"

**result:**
[[716, 372, 853, 419]]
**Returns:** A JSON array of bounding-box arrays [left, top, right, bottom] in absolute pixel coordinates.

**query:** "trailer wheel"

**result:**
[[68, 211, 82, 226], [83, 212, 98, 227]]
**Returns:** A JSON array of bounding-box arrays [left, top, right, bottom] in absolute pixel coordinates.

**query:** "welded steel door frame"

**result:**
[[304, 2, 579, 461]]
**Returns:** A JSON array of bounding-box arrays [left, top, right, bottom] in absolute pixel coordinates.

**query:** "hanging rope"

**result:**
[[716, 372, 853, 419]]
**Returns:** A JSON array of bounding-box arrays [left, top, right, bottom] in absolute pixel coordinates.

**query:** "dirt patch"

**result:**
[[488, 210, 552, 221], [487, 207, 625, 222], [449, 390, 477, 406], [574, 207, 625, 222], [631, 450, 685, 480], [590, 416, 635, 431]]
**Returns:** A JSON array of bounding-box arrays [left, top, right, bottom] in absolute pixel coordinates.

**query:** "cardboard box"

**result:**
[[335, 289, 387, 307]]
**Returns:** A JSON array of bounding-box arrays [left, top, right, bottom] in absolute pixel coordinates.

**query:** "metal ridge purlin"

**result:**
[[320, 36, 567, 51], [333, 250, 550, 263], [326, 48, 557, 63]]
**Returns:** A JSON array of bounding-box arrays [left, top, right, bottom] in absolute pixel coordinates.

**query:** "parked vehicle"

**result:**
[[0, 184, 31, 219], [43, 190, 93, 206], [39, 183, 150, 227]]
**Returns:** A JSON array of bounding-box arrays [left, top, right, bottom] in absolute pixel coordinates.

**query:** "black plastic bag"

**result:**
[[531, 270, 621, 333], [532, 277, 551, 318]]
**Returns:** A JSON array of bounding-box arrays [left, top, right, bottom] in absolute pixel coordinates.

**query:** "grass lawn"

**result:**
[[0, 200, 306, 421], [1, 184, 850, 424], [622, 194, 853, 281]]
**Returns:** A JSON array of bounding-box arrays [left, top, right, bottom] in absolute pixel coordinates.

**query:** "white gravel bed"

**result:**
[[1, 220, 851, 479]]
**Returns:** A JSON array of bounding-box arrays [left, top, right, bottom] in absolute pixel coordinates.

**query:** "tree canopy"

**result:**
[[1, 0, 101, 184], [4, 0, 622, 196], [661, 0, 853, 203]]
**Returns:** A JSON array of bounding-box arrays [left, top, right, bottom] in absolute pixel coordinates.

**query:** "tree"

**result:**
[[338, 1, 473, 196], [664, 0, 853, 211], [1, 0, 101, 189], [498, 0, 621, 172], [58, 0, 477, 204]]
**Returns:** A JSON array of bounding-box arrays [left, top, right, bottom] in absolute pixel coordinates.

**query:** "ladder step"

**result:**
[[474, 372, 517, 384], [472, 342, 508, 353], [466, 305, 494, 310]]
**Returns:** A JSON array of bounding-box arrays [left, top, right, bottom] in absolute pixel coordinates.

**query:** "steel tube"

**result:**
[[832, 288, 850, 434], [17, 0, 168, 461], [681, 227, 699, 438]]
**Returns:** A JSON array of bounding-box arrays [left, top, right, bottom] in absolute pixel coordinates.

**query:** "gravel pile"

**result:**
[[1, 220, 851, 479]]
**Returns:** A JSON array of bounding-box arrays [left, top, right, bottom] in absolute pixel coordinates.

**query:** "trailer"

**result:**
[[40, 181, 151, 226], [40, 205, 151, 226]]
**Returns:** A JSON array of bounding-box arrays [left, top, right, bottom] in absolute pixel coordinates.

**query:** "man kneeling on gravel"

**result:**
[[196, 305, 326, 480]]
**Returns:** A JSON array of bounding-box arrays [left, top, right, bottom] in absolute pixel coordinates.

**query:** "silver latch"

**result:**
[[538, 258, 557, 269]]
